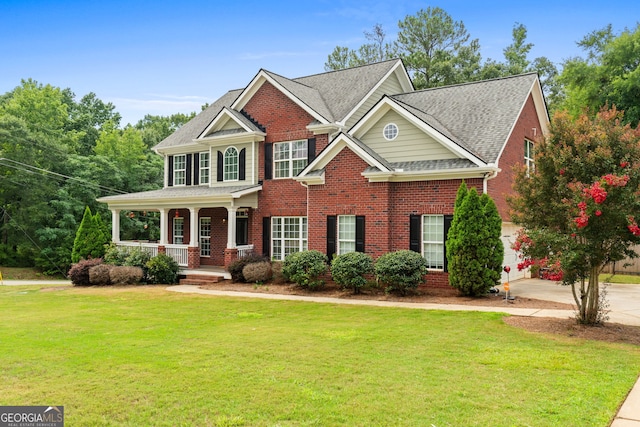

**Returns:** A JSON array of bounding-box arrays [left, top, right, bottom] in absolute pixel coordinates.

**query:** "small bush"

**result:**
[[123, 248, 152, 282], [146, 253, 180, 284], [227, 254, 270, 282], [68, 258, 103, 286], [103, 243, 128, 265], [89, 264, 112, 286], [374, 250, 428, 296], [331, 252, 374, 294], [109, 266, 143, 285], [282, 250, 328, 290], [271, 261, 286, 284], [242, 261, 272, 283]]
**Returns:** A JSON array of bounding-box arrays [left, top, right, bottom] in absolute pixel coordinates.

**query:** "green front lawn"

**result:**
[[0, 285, 638, 426]]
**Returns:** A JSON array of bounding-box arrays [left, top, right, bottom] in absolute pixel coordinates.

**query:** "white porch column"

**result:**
[[226, 206, 237, 249], [159, 208, 167, 245], [111, 209, 120, 243], [189, 207, 199, 247]]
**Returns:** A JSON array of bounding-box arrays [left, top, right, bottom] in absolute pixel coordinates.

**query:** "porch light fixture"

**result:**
[[222, 218, 226, 224], [128, 212, 135, 218]]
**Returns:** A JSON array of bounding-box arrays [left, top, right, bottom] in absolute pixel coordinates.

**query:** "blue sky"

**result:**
[[1, 0, 638, 126]]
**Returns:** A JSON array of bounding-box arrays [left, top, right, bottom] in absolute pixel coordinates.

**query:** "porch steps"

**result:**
[[179, 274, 225, 286]]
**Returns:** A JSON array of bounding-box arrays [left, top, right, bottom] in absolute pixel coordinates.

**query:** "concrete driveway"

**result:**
[[505, 278, 640, 326]]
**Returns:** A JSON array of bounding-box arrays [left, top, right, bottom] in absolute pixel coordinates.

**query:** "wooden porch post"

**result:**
[[111, 209, 120, 243], [159, 208, 167, 245]]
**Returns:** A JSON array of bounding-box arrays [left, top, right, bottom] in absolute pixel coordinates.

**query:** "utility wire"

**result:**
[[0, 157, 129, 195]]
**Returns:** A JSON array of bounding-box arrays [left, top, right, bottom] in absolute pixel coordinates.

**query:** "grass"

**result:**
[[0, 285, 639, 426], [0, 266, 65, 280], [600, 273, 640, 284]]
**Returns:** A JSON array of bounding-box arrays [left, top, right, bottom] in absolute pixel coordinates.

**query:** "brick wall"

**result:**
[[488, 93, 544, 220]]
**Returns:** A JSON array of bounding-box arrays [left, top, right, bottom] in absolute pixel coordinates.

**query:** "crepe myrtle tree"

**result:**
[[509, 107, 640, 324]]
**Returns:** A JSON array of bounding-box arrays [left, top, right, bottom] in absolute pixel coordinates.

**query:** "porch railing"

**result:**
[[116, 241, 159, 257], [237, 244, 254, 258], [165, 244, 189, 267]]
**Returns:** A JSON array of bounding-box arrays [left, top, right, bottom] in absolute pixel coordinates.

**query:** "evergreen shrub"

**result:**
[[374, 250, 428, 295], [146, 253, 180, 284], [227, 254, 269, 282], [331, 252, 373, 293], [242, 261, 272, 283], [282, 250, 328, 290]]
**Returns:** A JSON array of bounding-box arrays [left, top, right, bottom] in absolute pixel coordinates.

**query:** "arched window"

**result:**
[[224, 147, 239, 181]]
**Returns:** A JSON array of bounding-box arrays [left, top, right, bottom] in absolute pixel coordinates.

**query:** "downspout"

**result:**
[[482, 167, 500, 194]]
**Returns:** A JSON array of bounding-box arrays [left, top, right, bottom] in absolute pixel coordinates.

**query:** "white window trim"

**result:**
[[525, 139, 535, 177], [422, 214, 444, 271], [173, 154, 186, 187], [199, 217, 211, 257], [224, 146, 239, 182], [274, 140, 307, 179], [271, 216, 308, 261], [173, 217, 184, 245], [337, 215, 356, 255], [383, 123, 399, 141], [199, 152, 210, 185]]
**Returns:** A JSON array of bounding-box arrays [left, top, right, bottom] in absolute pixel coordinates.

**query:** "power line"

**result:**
[[0, 157, 129, 195]]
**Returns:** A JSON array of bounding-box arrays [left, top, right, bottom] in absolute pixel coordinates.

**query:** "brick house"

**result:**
[[98, 59, 549, 285]]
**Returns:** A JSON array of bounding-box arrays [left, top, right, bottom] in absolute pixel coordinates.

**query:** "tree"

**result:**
[[325, 23, 395, 71], [71, 206, 107, 263], [395, 7, 482, 88], [446, 184, 504, 296], [558, 24, 640, 126], [509, 107, 640, 324]]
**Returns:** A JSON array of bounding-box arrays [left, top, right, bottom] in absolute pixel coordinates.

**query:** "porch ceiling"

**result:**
[[97, 184, 261, 210]]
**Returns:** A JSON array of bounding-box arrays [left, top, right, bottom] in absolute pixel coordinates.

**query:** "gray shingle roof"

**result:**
[[153, 89, 242, 150], [263, 70, 334, 122], [98, 184, 261, 202], [390, 73, 539, 163], [363, 158, 478, 173]]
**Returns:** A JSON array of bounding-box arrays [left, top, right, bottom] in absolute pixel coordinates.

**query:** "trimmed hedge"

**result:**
[[89, 264, 112, 286], [110, 266, 143, 285], [68, 258, 103, 286], [242, 261, 272, 283], [282, 250, 328, 290], [227, 254, 270, 282], [331, 252, 373, 294], [374, 250, 428, 296]]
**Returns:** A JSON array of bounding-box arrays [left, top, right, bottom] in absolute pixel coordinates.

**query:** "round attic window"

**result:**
[[383, 123, 398, 141]]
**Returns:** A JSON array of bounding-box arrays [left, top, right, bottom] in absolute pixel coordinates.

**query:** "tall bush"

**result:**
[[447, 185, 503, 296], [331, 252, 373, 294], [374, 250, 428, 295], [71, 206, 107, 263], [282, 250, 328, 290]]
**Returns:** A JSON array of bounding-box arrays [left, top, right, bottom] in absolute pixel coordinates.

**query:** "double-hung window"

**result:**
[[199, 152, 210, 185], [173, 217, 184, 244], [199, 217, 211, 257], [422, 215, 445, 269], [224, 147, 239, 181], [274, 140, 307, 178], [338, 215, 356, 254], [525, 139, 535, 176], [271, 217, 307, 260], [173, 155, 186, 186]]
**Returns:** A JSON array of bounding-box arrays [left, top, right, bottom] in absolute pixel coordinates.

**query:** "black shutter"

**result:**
[[264, 143, 273, 180], [239, 148, 246, 181], [193, 153, 200, 185], [355, 215, 365, 253], [443, 214, 453, 272], [217, 151, 223, 182], [262, 217, 271, 257], [327, 215, 337, 259], [186, 154, 192, 186], [409, 214, 421, 252], [307, 137, 316, 165], [168, 155, 174, 187]]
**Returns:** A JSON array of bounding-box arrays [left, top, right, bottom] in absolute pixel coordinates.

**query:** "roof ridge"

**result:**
[[402, 72, 538, 95], [292, 58, 401, 81]]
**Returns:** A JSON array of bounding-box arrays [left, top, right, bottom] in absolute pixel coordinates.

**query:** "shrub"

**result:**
[[123, 248, 152, 282], [109, 266, 143, 285], [374, 250, 428, 296], [68, 258, 103, 286], [146, 253, 180, 284], [331, 252, 374, 294], [89, 264, 112, 286], [103, 243, 128, 265], [242, 261, 272, 283], [282, 250, 328, 290], [71, 206, 108, 263], [271, 261, 286, 284], [227, 254, 270, 282]]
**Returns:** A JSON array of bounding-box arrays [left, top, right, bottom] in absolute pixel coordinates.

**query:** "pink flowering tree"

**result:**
[[509, 107, 640, 324]]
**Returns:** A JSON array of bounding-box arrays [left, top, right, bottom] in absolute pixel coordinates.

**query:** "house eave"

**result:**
[[193, 131, 266, 147], [306, 122, 342, 135], [362, 166, 500, 182], [294, 172, 325, 185], [155, 142, 203, 156]]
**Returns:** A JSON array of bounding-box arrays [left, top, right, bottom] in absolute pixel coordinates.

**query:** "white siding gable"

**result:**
[[345, 73, 405, 130], [360, 110, 461, 163]]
